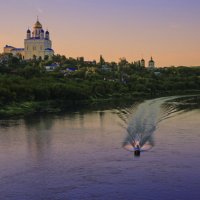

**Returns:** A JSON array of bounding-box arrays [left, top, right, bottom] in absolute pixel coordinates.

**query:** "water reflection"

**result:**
[[23, 116, 54, 163], [0, 119, 23, 129], [0, 111, 110, 164]]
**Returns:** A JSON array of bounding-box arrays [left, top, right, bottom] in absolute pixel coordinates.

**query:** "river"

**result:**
[[0, 96, 200, 200]]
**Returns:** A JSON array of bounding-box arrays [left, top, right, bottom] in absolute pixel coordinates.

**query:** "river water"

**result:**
[[0, 96, 200, 200]]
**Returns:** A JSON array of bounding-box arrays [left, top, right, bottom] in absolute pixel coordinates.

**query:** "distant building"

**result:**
[[66, 67, 77, 72], [84, 60, 97, 65], [4, 45, 25, 58], [45, 63, 60, 72], [141, 58, 145, 68], [3, 18, 54, 60], [64, 67, 78, 76], [11, 48, 25, 58], [148, 57, 155, 68], [4, 45, 15, 54], [101, 64, 111, 72], [138, 57, 156, 68]]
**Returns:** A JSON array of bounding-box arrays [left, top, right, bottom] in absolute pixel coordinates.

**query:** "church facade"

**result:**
[[4, 19, 54, 60], [24, 19, 54, 59]]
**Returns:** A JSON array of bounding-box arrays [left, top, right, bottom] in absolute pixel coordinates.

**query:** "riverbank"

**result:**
[[0, 90, 200, 119], [0, 97, 139, 119]]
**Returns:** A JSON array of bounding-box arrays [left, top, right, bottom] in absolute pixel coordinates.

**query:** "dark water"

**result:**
[[0, 96, 200, 200]]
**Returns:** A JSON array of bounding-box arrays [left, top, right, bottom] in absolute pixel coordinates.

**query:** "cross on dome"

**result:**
[[34, 17, 42, 29]]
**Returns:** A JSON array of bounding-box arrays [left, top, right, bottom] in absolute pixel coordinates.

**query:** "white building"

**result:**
[[148, 57, 155, 68], [3, 18, 54, 60], [45, 63, 60, 72], [4, 45, 25, 58], [24, 19, 54, 59], [139, 57, 156, 68], [141, 58, 145, 68]]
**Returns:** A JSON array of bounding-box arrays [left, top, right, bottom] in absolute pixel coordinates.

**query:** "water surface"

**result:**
[[0, 96, 200, 200]]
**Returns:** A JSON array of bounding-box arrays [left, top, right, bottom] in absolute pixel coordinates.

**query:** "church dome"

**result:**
[[34, 20, 42, 29], [46, 30, 49, 34], [27, 29, 31, 33], [149, 57, 154, 62]]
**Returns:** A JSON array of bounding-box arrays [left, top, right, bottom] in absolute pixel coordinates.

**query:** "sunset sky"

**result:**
[[0, 0, 200, 67]]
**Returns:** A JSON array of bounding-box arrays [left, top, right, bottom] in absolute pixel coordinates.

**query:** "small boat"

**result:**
[[134, 144, 141, 156], [134, 149, 141, 156]]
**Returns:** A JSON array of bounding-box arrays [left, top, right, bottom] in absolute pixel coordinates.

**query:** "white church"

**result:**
[[4, 18, 54, 60], [140, 57, 156, 68]]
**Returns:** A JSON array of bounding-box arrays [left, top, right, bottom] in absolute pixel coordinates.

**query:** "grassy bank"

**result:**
[[0, 98, 136, 119]]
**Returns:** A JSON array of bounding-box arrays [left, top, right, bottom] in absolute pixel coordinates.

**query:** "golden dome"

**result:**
[[34, 20, 42, 29]]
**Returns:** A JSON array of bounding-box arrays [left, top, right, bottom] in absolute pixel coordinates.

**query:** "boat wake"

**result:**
[[117, 96, 191, 153]]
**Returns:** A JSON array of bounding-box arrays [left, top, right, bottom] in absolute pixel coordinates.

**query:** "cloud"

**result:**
[[37, 7, 43, 14]]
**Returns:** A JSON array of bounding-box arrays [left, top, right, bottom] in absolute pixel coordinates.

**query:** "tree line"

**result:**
[[0, 53, 200, 106]]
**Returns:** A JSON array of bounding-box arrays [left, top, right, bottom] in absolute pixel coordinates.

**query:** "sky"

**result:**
[[0, 0, 200, 67]]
